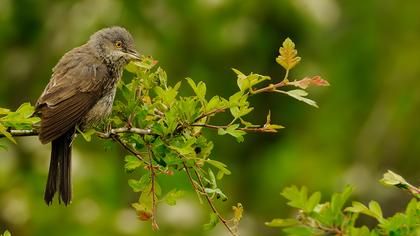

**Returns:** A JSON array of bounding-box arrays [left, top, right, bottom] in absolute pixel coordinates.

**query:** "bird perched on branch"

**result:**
[[35, 26, 140, 205]]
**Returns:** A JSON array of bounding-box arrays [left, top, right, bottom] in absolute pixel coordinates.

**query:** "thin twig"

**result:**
[[194, 109, 226, 123], [96, 127, 151, 138], [1, 127, 151, 139], [182, 162, 204, 204], [110, 135, 147, 163], [147, 144, 159, 230], [0, 129, 38, 137], [193, 168, 236, 236], [251, 80, 287, 94], [190, 123, 277, 133]]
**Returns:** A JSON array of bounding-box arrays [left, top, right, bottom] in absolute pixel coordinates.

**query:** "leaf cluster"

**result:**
[[0, 103, 40, 148], [0, 38, 327, 235], [266, 171, 420, 236]]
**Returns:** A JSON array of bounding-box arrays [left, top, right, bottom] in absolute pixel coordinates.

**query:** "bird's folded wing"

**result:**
[[36, 48, 107, 143], [37, 92, 96, 144]]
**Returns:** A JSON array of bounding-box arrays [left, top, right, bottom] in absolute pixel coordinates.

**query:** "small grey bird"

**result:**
[[36, 26, 140, 205]]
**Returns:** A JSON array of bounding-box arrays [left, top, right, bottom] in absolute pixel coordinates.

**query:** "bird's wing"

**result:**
[[36, 48, 108, 144]]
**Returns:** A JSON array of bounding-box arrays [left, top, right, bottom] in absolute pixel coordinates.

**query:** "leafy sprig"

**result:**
[[0, 38, 327, 235], [267, 171, 420, 236]]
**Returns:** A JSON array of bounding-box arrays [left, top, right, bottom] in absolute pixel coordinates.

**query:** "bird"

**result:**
[[35, 26, 140, 205]]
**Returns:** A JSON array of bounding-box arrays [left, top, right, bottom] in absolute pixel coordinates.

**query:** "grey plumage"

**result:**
[[36, 26, 140, 205]]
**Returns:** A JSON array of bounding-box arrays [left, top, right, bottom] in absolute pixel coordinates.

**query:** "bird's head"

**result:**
[[90, 26, 140, 66]]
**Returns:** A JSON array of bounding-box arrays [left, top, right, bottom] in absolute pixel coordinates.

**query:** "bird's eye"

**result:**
[[115, 41, 123, 48]]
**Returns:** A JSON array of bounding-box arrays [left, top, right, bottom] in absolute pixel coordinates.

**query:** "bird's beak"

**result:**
[[126, 49, 141, 61]]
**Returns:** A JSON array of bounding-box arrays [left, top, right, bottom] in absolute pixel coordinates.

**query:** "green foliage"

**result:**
[[0, 103, 40, 145], [107, 38, 328, 233], [0, 38, 327, 235], [0, 230, 11, 236], [267, 171, 420, 236]]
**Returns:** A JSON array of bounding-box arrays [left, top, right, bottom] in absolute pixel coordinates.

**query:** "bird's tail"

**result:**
[[44, 128, 74, 205]]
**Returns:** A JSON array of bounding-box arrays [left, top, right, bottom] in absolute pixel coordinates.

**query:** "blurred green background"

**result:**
[[0, 0, 419, 235]]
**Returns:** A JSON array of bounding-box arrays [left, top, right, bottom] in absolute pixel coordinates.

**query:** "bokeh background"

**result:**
[[0, 0, 419, 235]]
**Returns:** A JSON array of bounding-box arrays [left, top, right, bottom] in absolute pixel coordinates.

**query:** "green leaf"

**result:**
[[276, 38, 301, 70], [380, 170, 408, 186], [203, 212, 219, 231], [265, 218, 299, 227], [206, 159, 231, 178], [1, 230, 11, 236], [345, 201, 384, 222], [186, 78, 206, 101], [0, 124, 16, 144], [206, 96, 227, 113], [128, 174, 150, 192], [205, 187, 228, 201], [0, 103, 40, 129], [349, 226, 372, 236], [331, 185, 353, 215], [124, 155, 142, 172], [305, 191, 321, 213], [217, 124, 246, 142], [283, 226, 315, 236], [126, 56, 157, 73], [279, 89, 318, 108], [77, 128, 96, 142], [233, 68, 271, 92], [281, 186, 308, 210], [368, 201, 383, 221], [164, 189, 185, 206]]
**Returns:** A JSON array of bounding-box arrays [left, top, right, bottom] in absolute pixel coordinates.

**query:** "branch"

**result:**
[[190, 123, 277, 133], [110, 135, 148, 163], [1, 127, 152, 139], [147, 143, 159, 230], [194, 109, 226, 123], [96, 127, 152, 138], [0, 129, 39, 137], [193, 168, 237, 236], [251, 80, 288, 95]]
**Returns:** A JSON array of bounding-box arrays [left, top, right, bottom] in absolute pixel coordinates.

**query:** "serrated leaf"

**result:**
[[206, 96, 227, 113], [164, 189, 185, 206], [281, 186, 308, 210], [77, 128, 96, 142], [0, 124, 16, 144], [206, 159, 231, 178], [232, 203, 243, 223], [14, 102, 35, 118], [305, 191, 321, 213], [265, 218, 299, 227], [203, 212, 219, 231], [186, 78, 206, 101], [345, 201, 384, 222], [126, 56, 158, 73], [380, 170, 408, 186], [263, 111, 284, 132], [276, 38, 301, 70], [368, 201, 383, 221], [124, 155, 142, 172], [280, 89, 318, 108], [217, 124, 246, 143], [233, 68, 271, 91], [205, 187, 228, 201], [132, 202, 153, 221], [128, 175, 150, 192], [291, 76, 330, 89]]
